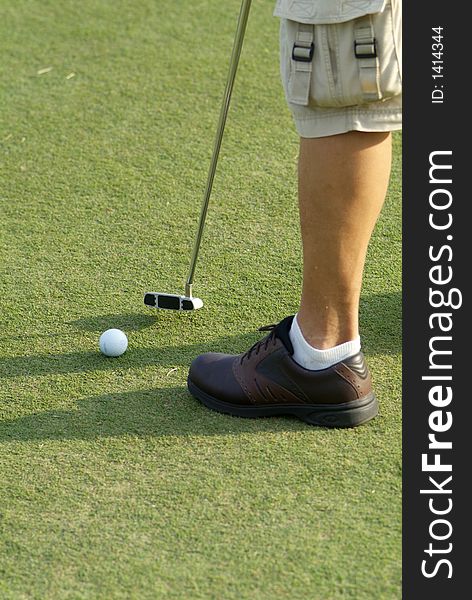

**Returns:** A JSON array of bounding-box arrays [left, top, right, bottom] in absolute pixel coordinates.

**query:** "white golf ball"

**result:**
[[99, 328, 128, 357]]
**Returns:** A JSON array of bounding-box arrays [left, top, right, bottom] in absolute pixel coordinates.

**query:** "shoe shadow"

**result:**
[[0, 387, 310, 443]]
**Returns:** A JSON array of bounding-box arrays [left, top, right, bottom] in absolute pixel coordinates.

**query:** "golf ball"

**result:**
[[99, 328, 128, 357]]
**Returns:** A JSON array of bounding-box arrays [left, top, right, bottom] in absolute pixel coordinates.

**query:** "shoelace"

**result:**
[[240, 323, 278, 364]]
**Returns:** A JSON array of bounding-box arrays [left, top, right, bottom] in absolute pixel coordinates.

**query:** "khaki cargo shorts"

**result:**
[[277, 0, 402, 138]]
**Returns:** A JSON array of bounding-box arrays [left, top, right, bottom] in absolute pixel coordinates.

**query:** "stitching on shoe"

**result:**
[[232, 358, 256, 404]]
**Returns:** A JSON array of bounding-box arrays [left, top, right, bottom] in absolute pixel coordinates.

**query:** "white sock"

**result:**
[[289, 314, 361, 371]]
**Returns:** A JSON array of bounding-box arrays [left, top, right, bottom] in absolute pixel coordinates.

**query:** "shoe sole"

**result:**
[[187, 378, 379, 428]]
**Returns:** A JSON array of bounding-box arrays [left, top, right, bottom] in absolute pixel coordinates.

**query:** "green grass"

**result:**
[[0, 1, 402, 598]]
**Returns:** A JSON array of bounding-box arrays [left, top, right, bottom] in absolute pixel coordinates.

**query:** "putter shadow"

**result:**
[[0, 387, 311, 442], [0, 313, 156, 343], [68, 313, 157, 332]]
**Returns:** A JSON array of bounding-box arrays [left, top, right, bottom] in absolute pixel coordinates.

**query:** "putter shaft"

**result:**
[[185, 0, 252, 298]]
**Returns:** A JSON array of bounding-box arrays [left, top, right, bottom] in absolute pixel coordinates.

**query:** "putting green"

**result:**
[[0, 1, 401, 598]]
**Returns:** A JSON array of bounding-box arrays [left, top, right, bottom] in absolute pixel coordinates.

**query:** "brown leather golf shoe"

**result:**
[[187, 316, 378, 428]]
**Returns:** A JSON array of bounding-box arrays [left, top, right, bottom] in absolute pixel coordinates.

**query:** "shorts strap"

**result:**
[[354, 15, 381, 102], [289, 23, 314, 106]]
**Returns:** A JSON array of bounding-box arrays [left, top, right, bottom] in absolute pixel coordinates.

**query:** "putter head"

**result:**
[[144, 292, 203, 311]]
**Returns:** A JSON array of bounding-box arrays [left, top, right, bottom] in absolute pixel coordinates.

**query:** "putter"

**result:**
[[144, 0, 252, 311]]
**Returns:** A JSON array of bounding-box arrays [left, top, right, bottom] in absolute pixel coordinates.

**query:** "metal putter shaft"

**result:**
[[144, 0, 252, 312]]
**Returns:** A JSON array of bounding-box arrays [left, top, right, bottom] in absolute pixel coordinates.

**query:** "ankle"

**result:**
[[296, 312, 359, 350], [289, 315, 361, 371]]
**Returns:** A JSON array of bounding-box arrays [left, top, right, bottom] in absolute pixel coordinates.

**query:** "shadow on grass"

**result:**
[[0, 332, 259, 378], [0, 314, 157, 343], [359, 291, 401, 355], [0, 292, 399, 442], [0, 387, 311, 441], [0, 291, 401, 380], [68, 313, 157, 332]]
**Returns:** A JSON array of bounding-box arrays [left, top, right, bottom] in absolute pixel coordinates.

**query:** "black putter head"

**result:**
[[144, 292, 203, 311]]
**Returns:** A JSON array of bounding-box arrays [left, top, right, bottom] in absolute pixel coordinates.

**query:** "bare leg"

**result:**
[[296, 131, 392, 349]]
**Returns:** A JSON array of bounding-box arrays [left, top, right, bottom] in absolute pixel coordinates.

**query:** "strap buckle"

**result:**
[[292, 42, 314, 62], [354, 39, 377, 59]]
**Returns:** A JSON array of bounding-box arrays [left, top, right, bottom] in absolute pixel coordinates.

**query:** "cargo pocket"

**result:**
[[283, 0, 402, 108]]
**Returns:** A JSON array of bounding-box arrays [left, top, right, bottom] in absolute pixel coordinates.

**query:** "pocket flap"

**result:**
[[274, 0, 387, 24]]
